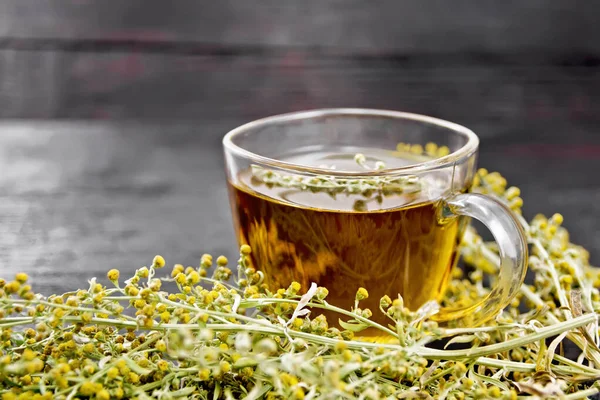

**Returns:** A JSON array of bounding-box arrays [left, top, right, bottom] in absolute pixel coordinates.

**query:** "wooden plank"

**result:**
[[0, 2, 9, 38], [0, 121, 238, 293], [0, 49, 595, 121], [2, 0, 600, 55], [0, 50, 61, 118]]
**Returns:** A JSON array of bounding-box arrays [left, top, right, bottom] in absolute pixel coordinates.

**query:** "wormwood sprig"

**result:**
[[1, 169, 600, 399], [248, 142, 449, 212], [250, 149, 424, 211]]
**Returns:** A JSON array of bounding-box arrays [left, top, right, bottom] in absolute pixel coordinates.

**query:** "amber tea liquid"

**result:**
[[228, 148, 466, 333]]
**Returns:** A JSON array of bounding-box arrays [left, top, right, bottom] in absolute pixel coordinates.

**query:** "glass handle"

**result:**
[[434, 193, 528, 326]]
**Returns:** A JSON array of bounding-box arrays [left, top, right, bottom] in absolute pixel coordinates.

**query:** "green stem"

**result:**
[[422, 365, 455, 386], [136, 371, 193, 392], [0, 319, 35, 328], [441, 325, 521, 336], [240, 298, 399, 338], [475, 357, 599, 376], [1, 298, 133, 321], [553, 354, 600, 376], [532, 239, 573, 319], [563, 387, 599, 400], [414, 313, 597, 360]]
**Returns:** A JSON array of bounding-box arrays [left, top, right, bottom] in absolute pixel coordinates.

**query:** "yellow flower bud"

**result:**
[[355, 287, 369, 301], [97, 390, 110, 400], [107, 367, 119, 379], [425, 142, 438, 156], [240, 244, 252, 255], [216, 256, 228, 266], [128, 372, 140, 384], [175, 273, 187, 285], [156, 339, 167, 352], [187, 271, 200, 285], [198, 368, 210, 381], [152, 255, 166, 268], [220, 360, 231, 374], [106, 269, 120, 281]]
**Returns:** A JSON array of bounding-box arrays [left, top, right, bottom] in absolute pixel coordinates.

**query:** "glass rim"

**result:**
[[222, 108, 479, 176]]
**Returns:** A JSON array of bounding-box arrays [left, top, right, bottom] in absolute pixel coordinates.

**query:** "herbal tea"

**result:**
[[228, 148, 467, 329]]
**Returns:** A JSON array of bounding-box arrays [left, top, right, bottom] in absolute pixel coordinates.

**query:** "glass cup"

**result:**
[[223, 108, 527, 329]]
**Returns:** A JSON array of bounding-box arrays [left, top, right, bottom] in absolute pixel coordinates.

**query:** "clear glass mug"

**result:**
[[223, 109, 527, 329]]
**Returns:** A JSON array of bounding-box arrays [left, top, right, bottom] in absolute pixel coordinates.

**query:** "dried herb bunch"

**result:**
[[249, 143, 451, 201], [1, 169, 600, 400], [248, 144, 447, 212]]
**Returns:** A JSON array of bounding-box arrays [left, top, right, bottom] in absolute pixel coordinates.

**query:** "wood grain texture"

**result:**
[[0, 50, 61, 118], [0, 121, 238, 294], [2, 1, 600, 119], [0, 119, 598, 296], [3, 0, 600, 54], [1, 49, 599, 121]]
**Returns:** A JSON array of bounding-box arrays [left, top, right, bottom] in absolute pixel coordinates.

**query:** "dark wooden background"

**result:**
[[2, 1, 600, 121], [1, 1, 599, 298]]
